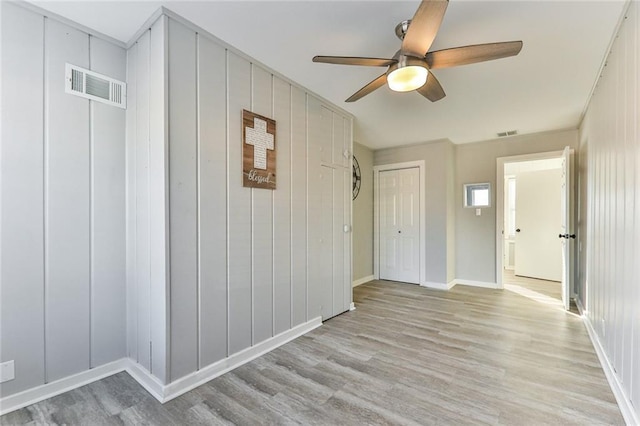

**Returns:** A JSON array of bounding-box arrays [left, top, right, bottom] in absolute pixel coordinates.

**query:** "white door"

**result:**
[[514, 168, 563, 282], [559, 146, 572, 310], [379, 168, 420, 283]]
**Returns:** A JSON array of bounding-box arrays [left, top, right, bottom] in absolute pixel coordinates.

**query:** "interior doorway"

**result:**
[[496, 148, 575, 310]]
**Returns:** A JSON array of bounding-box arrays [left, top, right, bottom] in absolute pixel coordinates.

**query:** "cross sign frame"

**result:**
[[242, 109, 277, 189]]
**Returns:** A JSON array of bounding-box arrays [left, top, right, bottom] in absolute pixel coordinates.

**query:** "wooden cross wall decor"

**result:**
[[242, 109, 276, 189]]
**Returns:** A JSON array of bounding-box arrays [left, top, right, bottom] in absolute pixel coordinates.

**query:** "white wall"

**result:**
[[578, 1, 639, 421], [374, 140, 456, 286], [126, 13, 353, 385], [1, 2, 126, 397], [455, 130, 577, 284]]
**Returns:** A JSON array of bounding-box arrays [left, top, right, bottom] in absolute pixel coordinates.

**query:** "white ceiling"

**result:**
[[30, 0, 626, 149]]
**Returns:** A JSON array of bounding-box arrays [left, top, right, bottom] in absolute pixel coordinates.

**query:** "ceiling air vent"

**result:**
[[497, 130, 518, 137], [65, 63, 126, 109]]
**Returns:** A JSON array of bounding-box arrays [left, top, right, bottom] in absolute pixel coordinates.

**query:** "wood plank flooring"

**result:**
[[2, 281, 623, 425]]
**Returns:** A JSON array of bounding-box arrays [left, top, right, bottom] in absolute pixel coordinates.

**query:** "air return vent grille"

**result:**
[[497, 130, 518, 137], [65, 63, 126, 109]]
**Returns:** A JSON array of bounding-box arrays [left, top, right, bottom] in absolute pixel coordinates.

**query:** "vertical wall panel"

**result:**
[[0, 2, 45, 395], [149, 16, 169, 383], [320, 167, 334, 320], [168, 19, 198, 381], [251, 65, 274, 344], [197, 33, 228, 367], [227, 51, 252, 354], [579, 2, 639, 420], [343, 120, 353, 309], [273, 77, 292, 335], [45, 19, 91, 382], [306, 97, 323, 320], [632, 2, 640, 410], [89, 36, 127, 367], [332, 116, 346, 315], [135, 31, 151, 370], [290, 87, 308, 326], [125, 43, 138, 362]]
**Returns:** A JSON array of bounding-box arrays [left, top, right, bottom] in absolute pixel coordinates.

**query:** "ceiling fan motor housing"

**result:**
[[395, 20, 412, 40]]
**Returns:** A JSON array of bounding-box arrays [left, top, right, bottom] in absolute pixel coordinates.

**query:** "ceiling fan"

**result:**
[[312, 0, 523, 102]]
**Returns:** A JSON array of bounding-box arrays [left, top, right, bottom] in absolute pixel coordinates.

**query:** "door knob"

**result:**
[[516, 228, 521, 233], [559, 234, 564, 239], [569, 234, 576, 239], [398, 230, 402, 234]]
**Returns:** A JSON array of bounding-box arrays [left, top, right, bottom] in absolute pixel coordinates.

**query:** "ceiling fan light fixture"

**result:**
[[387, 65, 428, 92]]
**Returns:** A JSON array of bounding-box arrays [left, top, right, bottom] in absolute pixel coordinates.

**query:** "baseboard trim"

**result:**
[[582, 314, 639, 426], [454, 279, 499, 289], [421, 281, 455, 290], [160, 316, 322, 403], [352, 275, 374, 287], [0, 358, 129, 416], [125, 362, 165, 402], [0, 317, 323, 414]]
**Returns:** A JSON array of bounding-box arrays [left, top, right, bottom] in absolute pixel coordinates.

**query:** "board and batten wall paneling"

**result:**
[[197, 32, 228, 368], [168, 17, 198, 382], [578, 1, 639, 420], [227, 50, 253, 355], [126, 16, 352, 384], [290, 86, 308, 327], [126, 17, 170, 383], [44, 18, 92, 383], [1, 2, 126, 398], [89, 36, 127, 368], [251, 65, 275, 345], [134, 29, 152, 372], [125, 41, 138, 363], [0, 2, 46, 396], [306, 96, 324, 320], [273, 77, 293, 335], [148, 15, 169, 383]]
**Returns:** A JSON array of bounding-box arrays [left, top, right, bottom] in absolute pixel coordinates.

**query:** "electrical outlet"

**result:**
[[0, 360, 15, 383]]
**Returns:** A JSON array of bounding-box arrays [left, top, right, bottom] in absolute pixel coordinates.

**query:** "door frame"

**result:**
[[373, 161, 426, 285], [495, 149, 575, 293]]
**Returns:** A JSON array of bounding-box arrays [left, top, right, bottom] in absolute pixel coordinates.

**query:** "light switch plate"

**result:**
[[476, 208, 481, 216], [0, 360, 15, 383]]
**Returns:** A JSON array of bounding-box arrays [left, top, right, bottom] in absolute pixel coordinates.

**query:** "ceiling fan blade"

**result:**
[[425, 41, 523, 69], [416, 70, 445, 102], [346, 73, 388, 102], [402, 0, 449, 57], [313, 56, 395, 67]]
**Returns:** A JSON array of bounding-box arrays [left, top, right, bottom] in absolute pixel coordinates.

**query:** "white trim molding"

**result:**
[[0, 358, 129, 416], [422, 281, 456, 291], [349, 302, 356, 311], [352, 275, 374, 287], [454, 279, 499, 289], [373, 160, 426, 285], [0, 317, 322, 415], [159, 316, 322, 403], [582, 315, 639, 426]]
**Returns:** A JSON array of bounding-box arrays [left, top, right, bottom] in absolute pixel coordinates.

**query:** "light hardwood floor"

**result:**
[[503, 269, 562, 300], [2, 281, 623, 425]]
